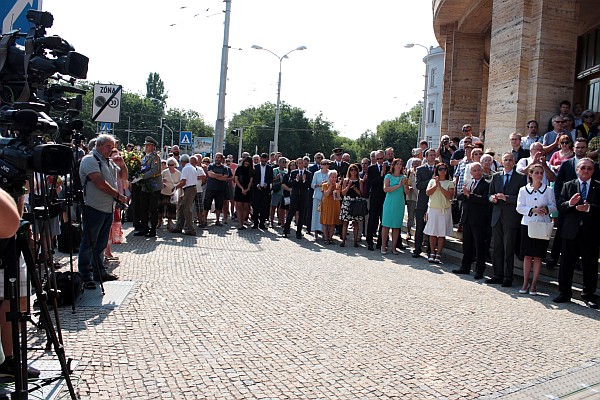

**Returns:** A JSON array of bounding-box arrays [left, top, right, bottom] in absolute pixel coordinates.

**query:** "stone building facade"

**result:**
[[423, 46, 445, 149], [433, 0, 600, 154]]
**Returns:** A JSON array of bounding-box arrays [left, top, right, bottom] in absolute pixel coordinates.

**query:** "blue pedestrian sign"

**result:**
[[100, 122, 112, 132], [1, 0, 42, 37], [180, 131, 192, 146]]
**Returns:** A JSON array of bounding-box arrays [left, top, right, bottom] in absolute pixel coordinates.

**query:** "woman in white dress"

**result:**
[[310, 160, 331, 241]]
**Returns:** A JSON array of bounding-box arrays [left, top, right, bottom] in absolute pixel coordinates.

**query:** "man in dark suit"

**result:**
[[547, 138, 600, 267], [252, 153, 274, 229], [486, 152, 527, 287], [553, 158, 600, 308], [331, 148, 350, 179], [509, 132, 530, 162], [283, 157, 313, 239], [412, 149, 437, 258], [366, 150, 388, 250], [452, 162, 491, 278]]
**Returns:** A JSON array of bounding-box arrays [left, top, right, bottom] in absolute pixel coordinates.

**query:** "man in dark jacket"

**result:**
[[252, 153, 274, 229]]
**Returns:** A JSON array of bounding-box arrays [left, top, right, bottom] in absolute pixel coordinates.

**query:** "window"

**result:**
[[429, 68, 437, 88], [428, 103, 435, 123]]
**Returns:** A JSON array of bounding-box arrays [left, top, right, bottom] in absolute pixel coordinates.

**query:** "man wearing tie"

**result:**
[[553, 158, 600, 308], [412, 149, 436, 258], [252, 153, 274, 229], [486, 152, 527, 286], [366, 150, 387, 250], [453, 162, 491, 278], [331, 148, 350, 178], [283, 158, 313, 239]]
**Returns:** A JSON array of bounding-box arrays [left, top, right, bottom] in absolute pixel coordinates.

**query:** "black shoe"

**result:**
[[296, 234, 303, 239], [252, 224, 259, 229], [545, 258, 558, 269], [368, 244, 374, 251], [375, 245, 382, 250], [553, 294, 571, 303], [145, 229, 156, 237], [0, 357, 40, 378], [282, 231, 288, 238], [485, 278, 502, 285], [83, 280, 97, 290], [259, 223, 266, 230], [94, 272, 119, 282], [452, 269, 470, 275], [584, 299, 599, 309], [134, 230, 148, 236], [502, 280, 513, 288], [411, 252, 420, 258], [473, 274, 484, 280]]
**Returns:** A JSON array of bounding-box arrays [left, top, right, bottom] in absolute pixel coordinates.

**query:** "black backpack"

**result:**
[[48, 271, 83, 306]]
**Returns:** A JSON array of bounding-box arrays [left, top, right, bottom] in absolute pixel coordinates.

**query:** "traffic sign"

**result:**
[[180, 131, 192, 146], [92, 84, 122, 123], [100, 122, 112, 132], [1, 0, 42, 37]]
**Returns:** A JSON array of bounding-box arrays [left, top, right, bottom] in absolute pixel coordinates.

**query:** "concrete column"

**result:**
[[440, 24, 486, 140], [484, 0, 579, 153]]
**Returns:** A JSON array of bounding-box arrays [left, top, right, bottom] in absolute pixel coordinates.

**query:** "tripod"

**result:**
[[0, 222, 77, 399]]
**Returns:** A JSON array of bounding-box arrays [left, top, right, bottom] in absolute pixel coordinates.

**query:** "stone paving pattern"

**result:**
[[45, 222, 600, 399]]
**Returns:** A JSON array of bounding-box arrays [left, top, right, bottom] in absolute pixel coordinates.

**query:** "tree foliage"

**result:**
[[145, 72, 168, 106]]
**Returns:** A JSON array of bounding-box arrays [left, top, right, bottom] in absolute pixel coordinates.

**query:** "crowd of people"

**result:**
[[76, 101, 600, 309]]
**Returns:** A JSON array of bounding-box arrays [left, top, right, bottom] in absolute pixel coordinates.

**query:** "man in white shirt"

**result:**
[[170, 154, 197, 235], [459, 124, 481, 149], [516, 142, 556, 185]]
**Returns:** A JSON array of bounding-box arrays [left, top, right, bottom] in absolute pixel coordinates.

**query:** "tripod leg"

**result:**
[[16, 226, 77, 400]]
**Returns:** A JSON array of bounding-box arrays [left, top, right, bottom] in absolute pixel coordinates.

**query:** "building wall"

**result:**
[[424, 46, 445, 148]]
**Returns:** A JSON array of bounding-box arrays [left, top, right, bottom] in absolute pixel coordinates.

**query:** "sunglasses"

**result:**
[[168, 164, 175, 166], [438, 168, 447, 171], [560, 141, 571, 145], [321, 163, 329, 166]]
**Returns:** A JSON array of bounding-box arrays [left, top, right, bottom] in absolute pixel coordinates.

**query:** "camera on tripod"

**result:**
[[0, 9, 89, 196]]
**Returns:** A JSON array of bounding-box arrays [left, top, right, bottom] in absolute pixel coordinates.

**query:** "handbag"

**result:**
[[349, 198, 368, 217], [283, 197, 291, 206], [170, 189, 179, 204], [527, 220, 553, 240]]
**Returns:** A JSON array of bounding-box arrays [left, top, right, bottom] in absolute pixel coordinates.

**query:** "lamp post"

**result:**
[[404, 43, 431, 146], [251, 44, 307, 153]]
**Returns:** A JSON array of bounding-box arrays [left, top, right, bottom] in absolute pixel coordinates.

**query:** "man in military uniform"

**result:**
[[133, 136, 163, 237]]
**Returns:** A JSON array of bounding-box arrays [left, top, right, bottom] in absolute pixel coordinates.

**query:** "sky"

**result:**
[[35, 0, 438, 140]]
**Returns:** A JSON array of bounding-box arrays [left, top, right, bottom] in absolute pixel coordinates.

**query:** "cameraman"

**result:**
[[437, 135, 456, 177], [78, 134, 127, 290]]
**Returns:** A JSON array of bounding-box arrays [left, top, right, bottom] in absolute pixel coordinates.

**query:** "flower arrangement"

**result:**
[[122, 147, 143, 180]]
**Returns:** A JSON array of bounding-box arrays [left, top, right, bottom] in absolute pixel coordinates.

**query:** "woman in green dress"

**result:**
[[381, 158, 409, 254]]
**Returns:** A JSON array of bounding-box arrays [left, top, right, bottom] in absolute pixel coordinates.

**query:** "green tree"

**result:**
[[376, 102, 421, 162], [145, 72, 168, 107]]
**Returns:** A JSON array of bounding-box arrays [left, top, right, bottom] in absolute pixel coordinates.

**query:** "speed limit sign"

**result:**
[[92, 84, 122, 123]]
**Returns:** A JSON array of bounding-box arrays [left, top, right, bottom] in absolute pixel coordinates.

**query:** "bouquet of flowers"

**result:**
[[122, 147, 143, 180]]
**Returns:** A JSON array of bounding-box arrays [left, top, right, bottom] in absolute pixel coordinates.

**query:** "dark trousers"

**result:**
[[366, 198, 384, 247], [559, 233, 599, 298], [413, 209, 429, 255], [305, 189, 314, 232], [550, 213, 565, 261], [284, 196, 307, 235], [131, 182, 143, 229], [461, 222, 486, 274], [252, 189, 271, 224], [139, 190, 160, 232], [491, 222, 519, 283]]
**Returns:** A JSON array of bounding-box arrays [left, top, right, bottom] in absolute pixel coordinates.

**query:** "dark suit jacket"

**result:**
[[488, 168, 527, 228], [367, 163, 387, 203], [457, 179, 491, 225], [331, 161, 349, 178], [558, 178, 600, 241], [512, 147, 530, 162], [287, 169, 312, 201], [253, 164, 274, 189], [415, 164, 435, 211], [554, 158, 600, 199]]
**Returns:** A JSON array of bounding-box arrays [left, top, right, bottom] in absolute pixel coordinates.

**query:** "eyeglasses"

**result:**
[[554, 121, 565, 124], [376, 157, 383, 160], [472, 153, 483, 156], [579, 166, 594, 170], [168, 164, 175, 166], [361, 162, 369, 165], [463, 128, 472, 132], [560, 141, 571, 145], [438, 168, 447, 171], [464, 140, 472, 144], [320, 163, 329, 166]]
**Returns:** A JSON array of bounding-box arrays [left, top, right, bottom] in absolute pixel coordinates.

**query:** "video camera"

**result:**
[[0, 9, 89, 196]]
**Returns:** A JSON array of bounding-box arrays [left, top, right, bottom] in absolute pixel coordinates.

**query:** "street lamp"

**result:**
[[251, 44, 307, 153], [404, 43, 431, 146]]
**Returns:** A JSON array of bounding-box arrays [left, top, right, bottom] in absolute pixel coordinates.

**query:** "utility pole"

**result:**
[[213, 0, 231, 157]]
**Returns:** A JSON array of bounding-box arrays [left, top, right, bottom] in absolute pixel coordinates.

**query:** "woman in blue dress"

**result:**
[[310, 160, 331, 242], [381, 158, 409, 254]]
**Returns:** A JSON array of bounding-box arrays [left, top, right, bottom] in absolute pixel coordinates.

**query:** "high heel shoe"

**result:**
[[354, 241, 359, 247], [518, 285, 529, 294], [340, 240, 346, 247]]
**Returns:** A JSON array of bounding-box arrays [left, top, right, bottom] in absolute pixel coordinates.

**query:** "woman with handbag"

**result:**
[[516, 163, 557, 295], [423, 163, 455, 262], [160, 157, 181, 230], [310, 159, 331, 242], [381, 158, 409, 254], [339, 163, 364, 247], [320, 170, 342, 244]]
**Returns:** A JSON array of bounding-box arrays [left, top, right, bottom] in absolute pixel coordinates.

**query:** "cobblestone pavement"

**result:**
[[44, 221, 600, 399]]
